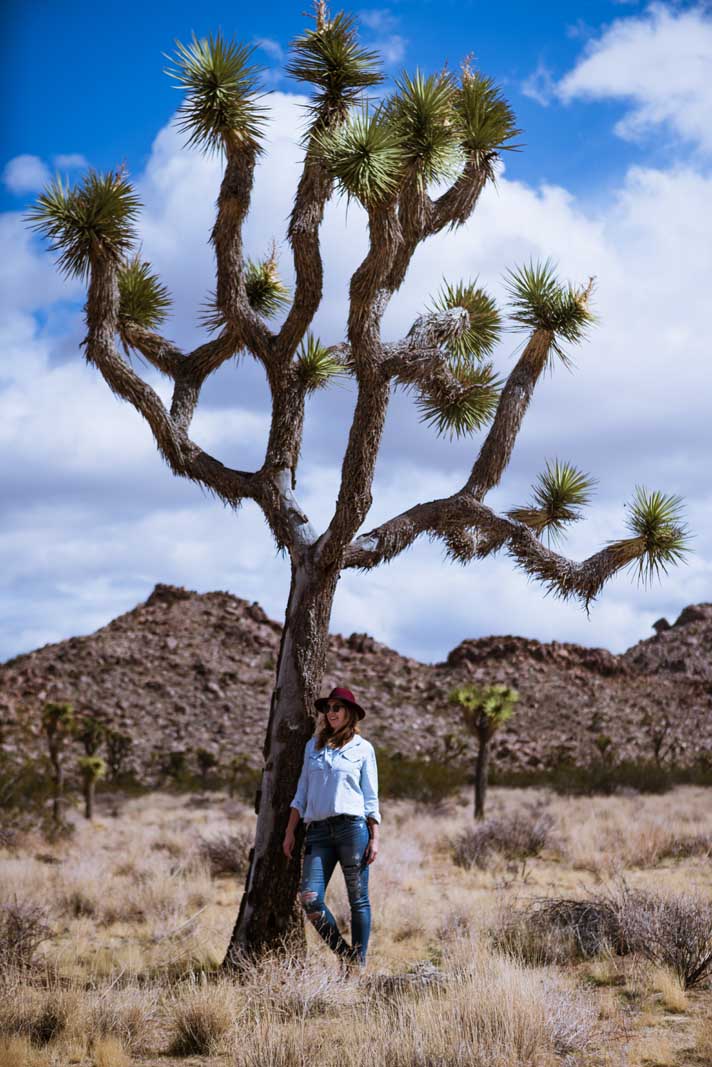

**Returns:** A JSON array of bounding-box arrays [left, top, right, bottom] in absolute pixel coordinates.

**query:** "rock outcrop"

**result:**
[[1, 585, 711, 779]]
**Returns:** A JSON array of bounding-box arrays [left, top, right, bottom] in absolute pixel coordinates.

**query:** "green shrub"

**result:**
[[376, 751, 469, 804]]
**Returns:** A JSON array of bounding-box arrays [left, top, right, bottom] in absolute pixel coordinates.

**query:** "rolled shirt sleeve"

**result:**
[[360, 743, 381, 824], [290, 744, 310, 817]]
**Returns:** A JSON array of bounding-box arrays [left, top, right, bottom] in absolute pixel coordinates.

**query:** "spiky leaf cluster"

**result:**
[[455, 71, 520, 162], [416, 361, 501, 438], [286, 10, 383, 125], [316, 107, 405, 206], [41, 701, 75, 742], [610, 487, 690, 585], [78, 755, 107, 782], [508, 459, 596, 545], [506, 260, 595, 364], [167, 33, 267, 154], [296, 333, 346, 392], [27, 171, 140, 282], [449, 683, 519, 735], [245, 255, 291, 317], [118, 257, 172, 330], [429, 280, 502, 362], [384, 70, 461, 189]]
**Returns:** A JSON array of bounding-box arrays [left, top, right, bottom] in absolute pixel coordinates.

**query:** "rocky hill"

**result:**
[[1, 585, 711, 779]]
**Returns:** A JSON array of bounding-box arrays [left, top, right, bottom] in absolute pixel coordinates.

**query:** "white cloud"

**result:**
[[558, 3, 712, 152], [3, 154, 51, 194], [4, 73, 712, 663], [522, 62, 556, 106], [53, 153, 89, 169]]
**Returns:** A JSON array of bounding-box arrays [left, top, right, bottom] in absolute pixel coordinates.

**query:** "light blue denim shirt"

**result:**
[[290, 734, 381, 826]]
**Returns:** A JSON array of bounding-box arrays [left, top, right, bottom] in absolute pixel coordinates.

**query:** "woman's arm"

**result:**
[[283, 806, 301, 860], [361, 746, 381, 864], [284, 745, 310, 860]]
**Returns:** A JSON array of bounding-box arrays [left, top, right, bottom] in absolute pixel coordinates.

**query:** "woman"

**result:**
[[283, 686, 380, 969]]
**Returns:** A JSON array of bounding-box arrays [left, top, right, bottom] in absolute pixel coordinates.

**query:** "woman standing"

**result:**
[[282, 686, 380, 969]]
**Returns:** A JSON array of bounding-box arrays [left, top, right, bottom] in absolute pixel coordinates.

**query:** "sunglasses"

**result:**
[[325, 702, 346, 712]]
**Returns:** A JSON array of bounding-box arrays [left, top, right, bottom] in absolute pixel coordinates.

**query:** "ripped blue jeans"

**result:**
[[300, 814, 371, 964]]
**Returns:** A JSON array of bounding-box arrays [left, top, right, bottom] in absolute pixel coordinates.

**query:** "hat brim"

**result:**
[[315, 697, 365, 720]]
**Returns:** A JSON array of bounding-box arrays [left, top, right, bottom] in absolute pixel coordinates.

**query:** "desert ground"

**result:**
[[1, 786, 711, 1067]]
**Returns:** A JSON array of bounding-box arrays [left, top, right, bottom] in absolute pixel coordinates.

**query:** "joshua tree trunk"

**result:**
[[474, 723, 489, 820], [223, 554, 339, 966], [83, 779, 94, 820], [51, 755, 64, 825]]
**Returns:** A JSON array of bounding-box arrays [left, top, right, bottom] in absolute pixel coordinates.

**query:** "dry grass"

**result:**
[[0, 786, 710, 1065]]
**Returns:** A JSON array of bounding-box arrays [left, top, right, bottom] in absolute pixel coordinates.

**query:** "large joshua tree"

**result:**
[[29, 4, 689, 964]]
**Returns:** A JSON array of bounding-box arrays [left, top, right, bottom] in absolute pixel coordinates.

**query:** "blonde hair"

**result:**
[[315, 704, 361, 750]]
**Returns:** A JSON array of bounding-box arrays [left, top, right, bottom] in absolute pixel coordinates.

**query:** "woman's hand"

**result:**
[[364, 834, 379, 865], [283, 830, 296, 861]]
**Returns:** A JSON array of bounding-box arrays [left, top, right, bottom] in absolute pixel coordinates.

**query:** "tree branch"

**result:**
[[275, 150, 334, 361], [119, 323, 184, 377], [342, 492, 637, 608], [464, 327, 552, 499], [211, 140, 274, 362]]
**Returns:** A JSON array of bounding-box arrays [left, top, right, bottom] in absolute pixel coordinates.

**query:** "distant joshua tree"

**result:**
[[450, 683, 519, 818], [29, 3, 689, 963], [41, 701, 75, 825], [78, 755, 107, 820]]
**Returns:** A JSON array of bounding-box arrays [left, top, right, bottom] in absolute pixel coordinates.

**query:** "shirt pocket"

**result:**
[[335, 750, 363, 775]]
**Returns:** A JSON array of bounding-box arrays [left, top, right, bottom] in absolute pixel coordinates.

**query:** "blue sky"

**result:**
[[2, 1, 711, 663]]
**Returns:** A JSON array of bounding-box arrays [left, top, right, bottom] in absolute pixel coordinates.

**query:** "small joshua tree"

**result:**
[[28, 4, 690, 961], [41, 701, 75, 825], [196, 746, 219, 788], [76, 713, 106, 757], [78, 755, 106, 820], [105, 728, 133, 780], [450, 683, 519, 818]]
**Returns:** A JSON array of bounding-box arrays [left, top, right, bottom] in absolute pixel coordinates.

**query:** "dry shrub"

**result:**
[[0, 987, 85, 1047], [661, 832, 712, 860], [0, 1035, 44, 1067], [165, 975, 236, 1055], [647, 965, 688, 1012], [617, 886, 712, 989], [92, 1035, 131, 1067], [452, 810, 554, 870], [503, 897, 625, 964], [502, 884, 712, 989], [0, 901, 52, 971], [373, 939, 596, 1066], [199, 829, 252, 878], [232, 1020, 327, 1067], [87, 984, 159, 1053], [236, 950, 357, 1021]]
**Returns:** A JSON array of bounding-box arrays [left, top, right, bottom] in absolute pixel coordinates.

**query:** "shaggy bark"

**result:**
[[224, 551, 340, 964]]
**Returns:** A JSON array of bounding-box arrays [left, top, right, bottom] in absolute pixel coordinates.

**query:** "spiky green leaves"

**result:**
[[78, 755, 107, 783], [385, 70, 461, 189], [509, 459, 596, 544], [27, 171, 140, 282], [456, 71, 520, 163], [118, 257, 172, 330], [506, 260, 595, 364], [449, 683, 519, 735], [610, 487, 690, 585], [296, 333, 345, 392], [167, 33, 267, 154], [429, 280, 502, 362], [316, 107, 405, 207], [286, 10, 382, 124], [416, 362, 501, 439], [245, 254, 291, 317]]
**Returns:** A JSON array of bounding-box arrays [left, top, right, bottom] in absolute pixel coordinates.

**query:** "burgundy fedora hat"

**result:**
[[315, 686, 366, 720]]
